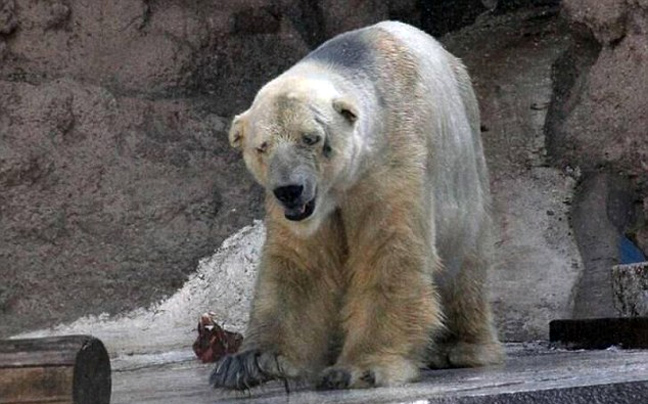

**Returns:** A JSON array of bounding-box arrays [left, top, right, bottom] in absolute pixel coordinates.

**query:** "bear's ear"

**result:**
[[332, 97, 359, 124], [228, 114, 246, 150]]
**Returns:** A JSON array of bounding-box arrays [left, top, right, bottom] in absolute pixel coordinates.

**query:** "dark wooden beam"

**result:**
[[550, 318, 648, 349]]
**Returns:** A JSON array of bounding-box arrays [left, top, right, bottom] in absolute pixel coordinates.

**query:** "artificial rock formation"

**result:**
[[545, 0, 648, 318], [0, 0, 414, 337], [2, 0, 641, 343]]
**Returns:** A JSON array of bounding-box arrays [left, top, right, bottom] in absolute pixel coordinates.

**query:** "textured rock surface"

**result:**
[[0, 0, 477, 338], [613, 261, 648, 317], [4, 0, 643, 343], [548, 10, 648, 179], [562, 0, 628, 44], [638, 198, 648, 254], [1, 0, 308, 337], [18, 8, 580, 343], [550, 0, 648, 207], [570, 173, 636, 318], [545, 0, 648, 317], [3, 0, 483, 339], [0, 78, 263, 336]]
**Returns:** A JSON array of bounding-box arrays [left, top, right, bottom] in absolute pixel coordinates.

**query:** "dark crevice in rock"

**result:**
[[138, 0, 152, 31], [230, 5, 282, 36], [418, 0, 561, 36], [284, 0, 326, 48], [419, 0, 488, 36], [0, 0, 18, 36], [544, 37, 602, 168], [492, 0, 561, 14]]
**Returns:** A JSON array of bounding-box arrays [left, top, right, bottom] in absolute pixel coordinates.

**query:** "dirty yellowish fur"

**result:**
[[211, 21, 502, 391]]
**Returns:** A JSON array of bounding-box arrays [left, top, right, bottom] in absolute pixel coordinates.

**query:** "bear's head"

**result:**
[[229, 77, 359, 236]]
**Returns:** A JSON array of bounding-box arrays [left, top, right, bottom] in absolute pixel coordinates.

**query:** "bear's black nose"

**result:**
[[273, 185, 303, 207]]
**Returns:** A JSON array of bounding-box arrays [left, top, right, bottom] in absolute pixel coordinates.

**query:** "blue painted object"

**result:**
[[619, 236, 646, 265]]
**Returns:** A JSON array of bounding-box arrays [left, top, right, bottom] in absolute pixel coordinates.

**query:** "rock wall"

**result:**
[[0, 0, 412, 337], [0, 0, 294, 337], [546, 0, 648, 318], [2, 0, 644, 342]]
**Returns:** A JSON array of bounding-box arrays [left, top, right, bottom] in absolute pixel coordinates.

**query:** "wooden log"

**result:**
[[0, 335, 111, 404]]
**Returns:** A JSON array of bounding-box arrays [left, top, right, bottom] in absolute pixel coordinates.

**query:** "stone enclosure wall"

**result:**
[[546, 0, 648, 318], [0, 0, 419, 337], [1, 0, 647, 341]]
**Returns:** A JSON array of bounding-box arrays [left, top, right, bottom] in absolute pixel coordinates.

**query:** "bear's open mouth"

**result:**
[[284, 197, 316, 222]]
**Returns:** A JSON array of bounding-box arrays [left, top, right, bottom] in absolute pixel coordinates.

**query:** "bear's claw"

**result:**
[[210, 350, 271, 390], [316, 367, 352, 390]]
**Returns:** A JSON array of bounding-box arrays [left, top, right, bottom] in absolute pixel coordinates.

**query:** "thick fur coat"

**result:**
[[212, 21, 502, 390]]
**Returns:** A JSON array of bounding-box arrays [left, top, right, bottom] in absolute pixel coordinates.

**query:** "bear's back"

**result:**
[[288, 22, 490, 272]]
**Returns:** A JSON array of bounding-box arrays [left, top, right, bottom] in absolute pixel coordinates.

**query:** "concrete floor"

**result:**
[[111, 344, 648, 404]]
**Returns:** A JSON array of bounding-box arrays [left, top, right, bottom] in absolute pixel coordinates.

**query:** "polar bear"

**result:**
[[211, 21, 502, 391]]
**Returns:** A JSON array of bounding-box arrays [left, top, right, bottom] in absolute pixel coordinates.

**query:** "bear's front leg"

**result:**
[[211, 252, 338, 391], [317, 219, 443, 389]]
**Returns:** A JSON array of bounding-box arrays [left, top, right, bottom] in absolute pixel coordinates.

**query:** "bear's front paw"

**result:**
[[209, 349, 273, 390], [316, 366, 376, 390], [317, 357, 419, 389], [316, 367, 352, 390]]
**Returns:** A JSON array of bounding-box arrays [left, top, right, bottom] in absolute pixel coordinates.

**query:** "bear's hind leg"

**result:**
[[429, 255, 503, 369]]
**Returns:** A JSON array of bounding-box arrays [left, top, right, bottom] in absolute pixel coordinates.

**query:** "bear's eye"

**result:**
[[302, 133, 320, 146], [256, 141, 268, 154]]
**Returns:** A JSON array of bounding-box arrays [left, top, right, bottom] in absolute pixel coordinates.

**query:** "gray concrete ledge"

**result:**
[[111, 343, 648, 404]]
